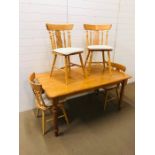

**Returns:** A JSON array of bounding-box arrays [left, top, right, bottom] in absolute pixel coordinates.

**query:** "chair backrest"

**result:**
[[46, 23, 74, 49], [29, 73, 46, 107], [108, 62, 126, 72], [83, 24, 112, 46]]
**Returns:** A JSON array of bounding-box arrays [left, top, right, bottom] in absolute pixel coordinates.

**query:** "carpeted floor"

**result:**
[[20, 83, 135, 155]]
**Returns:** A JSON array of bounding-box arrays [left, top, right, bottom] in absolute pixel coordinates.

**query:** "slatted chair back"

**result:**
[[46, 24, 74, 49], [29, 73, 46, 108], [110, 62, 126, 72], [83, 24, 112, 46]]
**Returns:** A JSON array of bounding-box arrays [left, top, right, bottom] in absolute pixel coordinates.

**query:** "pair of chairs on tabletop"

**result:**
[[46, 23, 113, 85], [46, 23, 126, 109]]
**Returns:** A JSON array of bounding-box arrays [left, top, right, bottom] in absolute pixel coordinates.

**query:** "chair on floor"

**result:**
[[29, 73, 69, 135], [46, 23, 86, 85], [103, 62, 126, 110], [83, 24, 113, 73]]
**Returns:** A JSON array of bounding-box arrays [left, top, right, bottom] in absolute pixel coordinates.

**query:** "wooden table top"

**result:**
[[36, 65, 131, 99]]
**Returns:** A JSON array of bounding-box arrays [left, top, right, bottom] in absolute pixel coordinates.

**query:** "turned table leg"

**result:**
[[52, 98, 59, 136], [118, 79, 128, 110]]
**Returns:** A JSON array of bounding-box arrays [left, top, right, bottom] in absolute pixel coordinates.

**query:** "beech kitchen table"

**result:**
[[36, 64, 131, 136]]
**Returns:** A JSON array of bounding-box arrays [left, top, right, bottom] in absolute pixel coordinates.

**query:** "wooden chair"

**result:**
[[103, 62, 126, 110], [83, 24, 113, 73], [46, 23, 86, 85], [29, 73, 69, 135]]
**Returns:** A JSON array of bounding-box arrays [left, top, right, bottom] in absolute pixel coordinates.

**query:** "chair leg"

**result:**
[[50, 53, 57, 77], [68, 56, 71, 73], [115, 87, 120, 100], [107, 51, 112, 73], [79, 53, 86, 78], [64, 56, 69, 85], [104, 90, 109, 111], [88, 52, 93, 72], [67, 56, 71, 78], [60, 105, 69, 125], [85, 50, 91, 67], [41, 110, 46, 135], [36, 108, 40, 117], [102, 51, 106, 71], [117, 83, 120, 88]]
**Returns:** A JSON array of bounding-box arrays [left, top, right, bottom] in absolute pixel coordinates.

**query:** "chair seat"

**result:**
[[104, 84, 118, 90], [42, 94, 66, 107], [88, 45, 113, 51], [42, 94, 53, 106], [53, 47, 84, 55]]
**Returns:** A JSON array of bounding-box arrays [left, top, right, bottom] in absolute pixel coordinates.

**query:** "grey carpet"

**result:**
[[20, 83, 135, 155]]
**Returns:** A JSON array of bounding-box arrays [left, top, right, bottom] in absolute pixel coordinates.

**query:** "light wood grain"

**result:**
[[49, 31, 56, 49], [46, 23, 85, 85], [84, 24, 112, 31], [83, 24, 112, 73], [67, 31, 71, 47], [29, 73, 69, 135], [46, 24, 73, 31], [36, 64, 130, 99], [93, 31, 99, 45], [36, 64, 130, 136], [50, 53, 57, 77], [105, 61, 126, 72], [55, 31, 63, 48], [63, 31, 66, 47], [103, 62, 127, 111], [46, 24, 73, 50]]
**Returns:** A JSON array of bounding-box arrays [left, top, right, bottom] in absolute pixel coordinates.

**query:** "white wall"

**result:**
[[19, 0, 135, 112], [114, 0, 135, 81]]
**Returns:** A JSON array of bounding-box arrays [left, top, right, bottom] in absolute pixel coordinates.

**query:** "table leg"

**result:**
[[118, 79, 128, 110], [52, 98, 59, 136]]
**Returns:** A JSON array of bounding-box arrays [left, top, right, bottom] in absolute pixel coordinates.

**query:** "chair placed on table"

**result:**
[[103, 62, 126, 110], [83, 24, 113, 73], [29, 73, 69, 135], [46, 23, 86, 85]]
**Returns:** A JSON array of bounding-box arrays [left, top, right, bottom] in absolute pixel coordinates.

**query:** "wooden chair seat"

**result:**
[[88, 45, 113, 51], [54, 47, 84, 55]]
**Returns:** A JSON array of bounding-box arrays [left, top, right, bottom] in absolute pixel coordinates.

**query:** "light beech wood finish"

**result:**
[[36, 64, 131, 136], [103, 62, 126, 111], [83, 24, 112, 73], [84, 24, 112, 31], [29, 73, 69, 135], [46, 23, 86, 85]]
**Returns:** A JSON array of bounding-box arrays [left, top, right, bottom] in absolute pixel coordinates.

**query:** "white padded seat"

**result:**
[[33, 79, 66, 106], [104, 85, 118, 90], [53, 47, 84, 55], [41, 93, 52, 106], [41, 93, 66, 106], [88, 45, 113, 51]]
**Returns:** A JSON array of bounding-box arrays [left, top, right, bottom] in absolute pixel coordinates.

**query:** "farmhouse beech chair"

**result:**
[[83, 24, 113, 73], [103, 62, 126, 110], [29, 73, 69, 135], [46, 23, 86, 85]]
